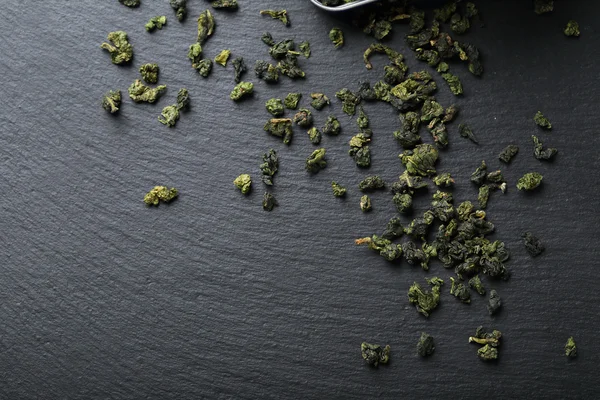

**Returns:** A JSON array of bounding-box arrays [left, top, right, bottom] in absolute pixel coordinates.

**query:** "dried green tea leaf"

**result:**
[[100, 31, 133, 65], [158, 88, 189, 127], [364, 19, 392, 40], [265, 98, 284, 117], [534, 111, 552, 130], [565, 337, 577, 358], [269, 39, 299, 60], [487, 289, 501, 315], [393, 192, 413, 213], [214, 49, 231, 66], [139, 63, 159, 84], [469, 326, 502, 360], [260, 149, 278, 186], [230, 82, 253, 101], [359, 195, 372, 212], [128, 80, 166, 103], [188, 43, 203, 67], [564, 20, 580, 37], [146, 16, 167, 32], [293, 108, 313, 127], [363, 43, 404, 70], [264, 118, 293, 144], [478, 185, 490, 209], [468, 275, 486, 295], [451, 13, 471, 35], [434, 2, 457, 22], [356, 106, 369, 129], [421, 100, 444, 123], [400, 144, 439, 177], [516, 172, 543, 191], [230, 57, 246, 83], [263, 192, 277, 211], [323, 115, 341, 136], [499, 145, 519, 163], [329, 27, 344, 48], [332, 181, 347, 197], [310, 93, 330, 111], [532, 135, 557, 160], [306, 148, 327, 173], [442, 73, 463, 95], [144, 186, 178, 206], [433, 173, 454, 187], [197, 9, 215, 44], [254, 60, 279, 82], [260, 9, 290, 26], [410, 9, 425, 33], [233, 174, 252, 194], [284, 93, 302, 110], [307, 127, 322, 145], [102, 90, 121, 114], [522, 232, 545, 257], [335, 88, 360, 116], [415, 49, 441, 67], [361, 342, 390, 367], [381, 217, 404, 241], [212, 0, 238, 9], [349, 133, 371, 167], [170, 0, 188, 21], [470, 160, 487, 185], [358, 176, 385, 192], [456, 200, 474, 221], [450, 277, 471, 304], [395, 111, 421, 148], [534, 0, 553, 14], [417, 333, 435, 357], [459, 123, 478, 144], [277, 58, 306, 79], [158, 105, 179, 127], [119, 0, 139, 8], [261, 32, 275, 47], [299, 41, 311, 58], [408, 277, 444, 317]]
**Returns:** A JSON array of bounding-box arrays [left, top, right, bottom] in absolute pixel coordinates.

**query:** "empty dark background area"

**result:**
[[0, 1, 598, 399]]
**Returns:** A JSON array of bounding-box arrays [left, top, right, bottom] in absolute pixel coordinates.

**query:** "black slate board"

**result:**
[[1, 1, 599, 399]]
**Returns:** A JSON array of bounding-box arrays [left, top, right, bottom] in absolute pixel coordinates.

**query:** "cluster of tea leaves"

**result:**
[[104, 0, 577, 362]]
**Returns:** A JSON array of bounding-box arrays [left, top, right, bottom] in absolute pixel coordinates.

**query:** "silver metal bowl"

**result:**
[[309, 0, 380, 11]]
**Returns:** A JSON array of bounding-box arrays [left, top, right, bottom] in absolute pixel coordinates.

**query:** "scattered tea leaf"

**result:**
[[232, 57, 247, 83], [565, 337, 577, 358], [264, 118, 293, 144], [469, 326, 502, 361], [516, 172, 543, 191], [128, 80, 166, 103], [564, 20, 580, 37], [233, 174, 252, 194], [144, 186, 178, 206], [170, 0, 188, 21], [361, 342, 390, 367], [498, 145, 519, 163], [332, 181, 347, 197], [284, 93, 302, 110], [230, 82, 254, 101], [299, 41, 311, 58], [262, 192, 277, 211], [358, 176, 385, 192], [260, 149, 279, 186], [119, 0, 140, 8], [197, 10, 215, 44], [417, 333, 435, 357], [306, 148, 327, 173], [522, 232, 545, 257], [532, 135, 557, 160], [408, 277, 444, 317], [533, 111, 552, 130], [146, 16, 167, 32], [307, 127, 322, 144], [100, 31, 133, 65], [534, 0, 553, 14], [468, 275, 485, 295], [265, 98, 284, 117], [212, 0, 238, 9], [260, 9, 290, 26], [310, 93, 330, 111], [359, 195, 372, 212], [214, 49, 231, 66], [450, 277, 471, 304], [329, 28, 344, 48], [487, 289, 502, 315], [459, 123, 478, 144], [323, 115, 341, 136], [102, 90, 121, 114], [139, 63, 159, 84]]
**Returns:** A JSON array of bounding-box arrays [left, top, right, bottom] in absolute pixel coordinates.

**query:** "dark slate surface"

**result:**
[[1, 1, 598, 399]]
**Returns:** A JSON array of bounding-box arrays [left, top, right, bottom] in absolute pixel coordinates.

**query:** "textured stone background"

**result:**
[[0, 1, 598, 398]]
